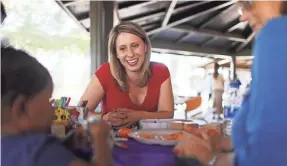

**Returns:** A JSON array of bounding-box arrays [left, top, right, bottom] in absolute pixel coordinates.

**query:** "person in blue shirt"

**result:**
[[229, 74, 241, 89], [173, 1, 287, 166], [1, 46, 112, 166]]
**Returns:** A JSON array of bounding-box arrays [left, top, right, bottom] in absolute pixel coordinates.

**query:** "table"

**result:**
[[73, 138, 177, 166], [113, 139, 176, 166]]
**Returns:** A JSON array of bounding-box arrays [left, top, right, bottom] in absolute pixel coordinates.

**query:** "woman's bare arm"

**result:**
[[79, 75, 105, 112], [141, 77, 174, 119]]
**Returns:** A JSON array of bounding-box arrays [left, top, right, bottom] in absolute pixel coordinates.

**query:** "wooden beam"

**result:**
[[55, 1, 88, 33], [119, 1, 159, 11], [127, 12, 165, 23], [227, 22, 247, 32], [151, 39, 251, 58], [174, 32, 190, 43], [77, 12, 89, 21], [172, 24, 246, 43], [142, 23, 159, 31], [199, 4, 236, 29], [201, 37, 217, 47], [173, 1, 211, 14], [147, 0, 236, 36], [235, 32, 255, 52], [64, 0, 84, 7], [161, 0, 178, 27], [126, 1, 210, 24], [176, 4, 237, 44]]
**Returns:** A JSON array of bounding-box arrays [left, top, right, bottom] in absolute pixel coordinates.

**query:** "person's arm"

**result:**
[[141, 64, 174, 119], [35, 140, 88, 166], [35, 137, 112, 166], [79, 63, 110, 113], [214, 153, 234, 166], [36, 120, 112, 166], [80, 76, 119, 124], [236, 17, 287, 166], [141, 77, 174, 119], [79, 75, 104, 113], [89, 134, 112, 166]]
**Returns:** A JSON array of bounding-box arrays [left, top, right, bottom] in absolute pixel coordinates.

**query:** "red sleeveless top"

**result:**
[[95, 62, 170, 114]]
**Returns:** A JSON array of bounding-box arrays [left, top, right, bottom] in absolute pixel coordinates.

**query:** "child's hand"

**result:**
[[173, 131, 214, 166], [89, 120, 111, 141]]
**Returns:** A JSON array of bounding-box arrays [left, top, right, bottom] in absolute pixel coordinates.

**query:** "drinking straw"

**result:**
[[80, 100, 88, 107], [65, 97, 71, 107]]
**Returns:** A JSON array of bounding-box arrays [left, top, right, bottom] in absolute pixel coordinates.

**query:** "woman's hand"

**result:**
[[116, 108, 144, 127], [103, 111, 128, 127], [173, 130, 214, 166]]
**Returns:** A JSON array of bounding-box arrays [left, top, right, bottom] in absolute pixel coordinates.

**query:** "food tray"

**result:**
[[139, 119, 193, 129], [128, 129, 192, 146]]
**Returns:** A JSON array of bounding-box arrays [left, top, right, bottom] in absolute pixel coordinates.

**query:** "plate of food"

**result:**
[[128, 129, 192, 146]]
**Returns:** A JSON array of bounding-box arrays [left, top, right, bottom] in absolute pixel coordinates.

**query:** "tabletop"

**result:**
[[73, 138, 177, 166], [113, 138, 177, 166]]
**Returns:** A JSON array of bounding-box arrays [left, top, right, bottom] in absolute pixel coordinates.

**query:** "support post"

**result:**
[[90, 1, 114, 75], [230, 55, 237, 80]]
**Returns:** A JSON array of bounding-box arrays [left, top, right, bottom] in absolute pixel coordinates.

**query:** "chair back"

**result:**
[[185, 97, 202, 112]]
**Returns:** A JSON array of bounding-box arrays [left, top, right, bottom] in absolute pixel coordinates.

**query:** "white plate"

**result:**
[[128, 129, 192, 146]]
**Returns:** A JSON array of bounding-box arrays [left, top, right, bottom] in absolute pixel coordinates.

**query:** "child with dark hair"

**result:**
[[1, 46, 112, 166], [1, 2, 6, 24]]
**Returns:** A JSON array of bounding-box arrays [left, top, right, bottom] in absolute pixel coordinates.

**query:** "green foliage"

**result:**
[[1, 0, 89, 55]]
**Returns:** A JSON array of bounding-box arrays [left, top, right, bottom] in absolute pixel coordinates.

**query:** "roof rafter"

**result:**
[[161, 0, 178, 27], [147, 0, 237, 36], [235, 32, 255, 52]]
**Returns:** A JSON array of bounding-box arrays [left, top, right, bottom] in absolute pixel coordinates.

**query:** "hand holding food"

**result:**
[[87, 117, 111, 141], [184, 127, 221, 152], [173, 130, 214, 166]]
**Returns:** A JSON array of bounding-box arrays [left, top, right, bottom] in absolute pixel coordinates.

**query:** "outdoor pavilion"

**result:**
[[56, 0, 253, 78]]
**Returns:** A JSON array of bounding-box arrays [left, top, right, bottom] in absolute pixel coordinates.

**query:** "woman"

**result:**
[[1, 46, 112, 166], [212, 62, 224, 115], [79, 22, 174, 128], [173, 1, 287, 166]]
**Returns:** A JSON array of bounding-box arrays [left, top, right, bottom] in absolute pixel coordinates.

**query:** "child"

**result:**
[[1, 46, 112, 166]]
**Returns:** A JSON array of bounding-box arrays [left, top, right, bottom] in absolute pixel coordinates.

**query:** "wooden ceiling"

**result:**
[[56, 0, 253, 59]]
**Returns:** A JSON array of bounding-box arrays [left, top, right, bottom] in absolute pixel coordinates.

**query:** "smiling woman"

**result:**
[[79, 22, 174, 128]]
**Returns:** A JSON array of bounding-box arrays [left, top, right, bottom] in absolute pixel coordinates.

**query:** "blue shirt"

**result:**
[[229, 79, 241, 89], [1, 133, 76, 166], [232, 16, 287, 166]]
